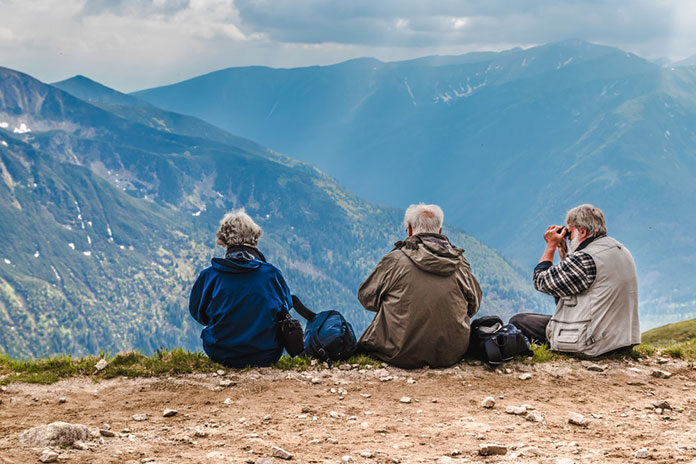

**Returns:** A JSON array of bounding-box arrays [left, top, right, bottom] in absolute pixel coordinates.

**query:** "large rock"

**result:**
[[19, 422, 90, 447]]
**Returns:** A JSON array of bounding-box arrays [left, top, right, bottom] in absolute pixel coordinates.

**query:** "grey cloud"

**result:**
[[235, 0, 676, 48]]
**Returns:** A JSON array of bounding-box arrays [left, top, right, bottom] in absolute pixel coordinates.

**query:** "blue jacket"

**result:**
[[188, 253, 292, 368]]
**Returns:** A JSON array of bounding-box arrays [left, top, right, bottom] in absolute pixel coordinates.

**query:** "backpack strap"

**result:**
[[291, 295, 316, 322]]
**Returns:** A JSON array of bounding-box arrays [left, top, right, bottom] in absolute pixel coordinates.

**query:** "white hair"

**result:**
[[565, 204, 607, 238], [215, 209, 263, 248], [403, 203, 444, 234]]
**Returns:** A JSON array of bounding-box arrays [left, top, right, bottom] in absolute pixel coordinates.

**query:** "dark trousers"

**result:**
[[509, 313, 551, 344]]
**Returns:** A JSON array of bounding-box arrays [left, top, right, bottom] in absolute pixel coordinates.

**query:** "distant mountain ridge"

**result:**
[[0, 66, 546, 358], [133, 40, 696, 328]]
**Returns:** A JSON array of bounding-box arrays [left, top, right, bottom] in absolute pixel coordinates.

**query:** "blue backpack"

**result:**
[[291, 295, 357, 362]]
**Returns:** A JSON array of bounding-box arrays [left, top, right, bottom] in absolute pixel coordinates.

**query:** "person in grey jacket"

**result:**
[[510, 204, 640, 356]]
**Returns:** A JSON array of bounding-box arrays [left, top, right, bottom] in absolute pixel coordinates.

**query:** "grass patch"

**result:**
[[528, 342, 558, 363], [0, 349, 223, 385]]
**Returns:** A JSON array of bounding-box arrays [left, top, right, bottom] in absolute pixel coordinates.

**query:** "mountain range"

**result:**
[[133, 39, 696, 329], [0, 67, 545, 358]]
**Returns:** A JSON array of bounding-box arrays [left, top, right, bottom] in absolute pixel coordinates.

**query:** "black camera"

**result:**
[[557, 226, 570, 239]]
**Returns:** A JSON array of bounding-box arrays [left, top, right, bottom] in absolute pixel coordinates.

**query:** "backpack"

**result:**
[[276, 309, 305, 357], [468, 316, 532, 365], [291, 295, 357, 362]]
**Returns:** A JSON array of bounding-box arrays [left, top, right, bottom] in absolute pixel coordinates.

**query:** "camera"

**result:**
[[557, 226, 570, 239]]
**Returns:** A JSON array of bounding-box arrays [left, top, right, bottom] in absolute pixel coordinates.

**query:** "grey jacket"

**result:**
[[357, 233, 482, 368], [547, 236, 640, 356]]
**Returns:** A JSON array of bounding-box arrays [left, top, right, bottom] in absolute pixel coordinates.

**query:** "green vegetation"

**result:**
[[642, 318, 696, 345], [0, 349, 222, 385]]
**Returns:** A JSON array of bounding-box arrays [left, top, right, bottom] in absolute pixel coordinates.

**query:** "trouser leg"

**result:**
[[509, 313, 552, 344]]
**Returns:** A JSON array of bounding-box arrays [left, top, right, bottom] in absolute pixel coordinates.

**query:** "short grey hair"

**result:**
[[215, 209, 263, 248], [565, 204, 607, 238], [404, 203, 444, 234]]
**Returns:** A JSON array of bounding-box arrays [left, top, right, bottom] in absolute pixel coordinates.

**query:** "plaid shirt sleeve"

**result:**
[[533, 252, 597, 298]]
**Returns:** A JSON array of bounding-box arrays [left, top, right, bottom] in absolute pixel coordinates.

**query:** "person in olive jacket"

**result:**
[[358, 203, 482, 368], [189, 209, 292, 368]]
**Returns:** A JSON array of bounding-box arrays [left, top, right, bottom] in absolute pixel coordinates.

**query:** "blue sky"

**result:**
[[1, 0, 694, 92]]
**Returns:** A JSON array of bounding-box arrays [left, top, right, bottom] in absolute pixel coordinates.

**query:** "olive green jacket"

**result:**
[[358, 233, 482, 368]]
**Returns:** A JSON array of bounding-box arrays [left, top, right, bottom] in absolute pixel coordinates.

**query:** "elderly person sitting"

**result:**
[[357, 204, 482, 368], [189, 209, 292, 368], [510, 204, 640, 356]]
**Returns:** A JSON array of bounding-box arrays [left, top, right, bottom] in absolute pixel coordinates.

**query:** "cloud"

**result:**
[[235, 0, 676, 49], [0, 0, 693, 91]]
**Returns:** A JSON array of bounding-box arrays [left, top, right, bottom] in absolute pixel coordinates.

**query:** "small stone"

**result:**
[[39, 450, 59, 463], [518, 373, 532, 380], [526, 410, 544, 422], [652, 369, 672, 379], [406, 378, 416, 384], [326, 437, 338, 444], [505, 405, 527, 415], [341, 456, 354, 463], [223, 398, 232, 405], [255, 459, 275, 464], [100, 429, 116, 437], [380, 376, 393, 382], [479, 443, 508, 456], [73, 441, 90, 450], [555, 459, 576, 464], [308, 439, 320, 445], [219, 379, 236, 387], [635, 448, 649, 458], [399, 396, 412, 404], [132, 414, 148, 422], [329, 411, 340, 418], [194, 428, 209, 438], [436, 457, 454, 464], [339, 364, 352, 370], [451, 449, 462, 456], [481, 396, 496, 409], [163, 408, 178, 417], [359, 450, 374, 458], [653, 400, 672, 410], [94, 358, 108, 371], [568, 412, 589, 427], [585, 363, 605, 372], [58, 397, 66, 404], [655, 408, 663, 415], [271, 446, 292, 460], [656, 357, 669, 364], [263, 415, 272, 421], [360, 393, 372, 398]]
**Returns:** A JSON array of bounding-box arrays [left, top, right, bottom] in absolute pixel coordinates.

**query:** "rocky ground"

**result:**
[[1, 356, 696, 464]]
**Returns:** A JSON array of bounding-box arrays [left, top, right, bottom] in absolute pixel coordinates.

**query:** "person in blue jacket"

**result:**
[[189, 209, 292, 368]]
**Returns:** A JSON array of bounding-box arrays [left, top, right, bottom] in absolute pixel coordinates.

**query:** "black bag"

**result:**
[[468, 316, 532, 365], [291, 295, 357, 362], [276, 309, 304, 357]]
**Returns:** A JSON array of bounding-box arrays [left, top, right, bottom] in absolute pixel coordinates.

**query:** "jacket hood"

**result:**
[[211, 256, 263, 273], [397, 233, 463, 276]]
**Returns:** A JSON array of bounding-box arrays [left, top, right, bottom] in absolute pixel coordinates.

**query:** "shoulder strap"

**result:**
[[291, 295, 316, 322]]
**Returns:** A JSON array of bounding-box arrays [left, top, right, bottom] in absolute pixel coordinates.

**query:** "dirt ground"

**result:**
[[1, 356, 696, 464]]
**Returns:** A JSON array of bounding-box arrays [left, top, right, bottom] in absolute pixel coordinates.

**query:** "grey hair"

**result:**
[[403, 203, 444, 234], [215, 209, 263, 248], [565, 204, 607, 237]]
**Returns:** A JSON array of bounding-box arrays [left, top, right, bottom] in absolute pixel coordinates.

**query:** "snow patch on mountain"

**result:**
[[13, 123, 31, 134], [0, 122, 8, 128]]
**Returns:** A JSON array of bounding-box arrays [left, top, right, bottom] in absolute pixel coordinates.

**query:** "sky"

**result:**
[[1, 0, 696, 92]]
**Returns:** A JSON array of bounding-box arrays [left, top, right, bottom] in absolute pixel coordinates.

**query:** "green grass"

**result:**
[[642, 318, 696, 345], [1, 335, 695, 385], [0, 349, 223, 385]]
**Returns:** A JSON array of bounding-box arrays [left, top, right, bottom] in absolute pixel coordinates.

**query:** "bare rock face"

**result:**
[[19, 422, 90, 447]]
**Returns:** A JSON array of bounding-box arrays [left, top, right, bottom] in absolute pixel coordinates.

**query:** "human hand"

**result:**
[[543, 225, 566, 248]]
